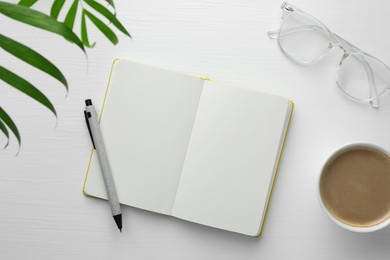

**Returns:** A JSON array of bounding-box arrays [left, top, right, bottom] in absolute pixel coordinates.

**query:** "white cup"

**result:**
[[317, 143, 390, 232]]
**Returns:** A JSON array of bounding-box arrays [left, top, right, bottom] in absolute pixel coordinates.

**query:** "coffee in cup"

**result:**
[[318, 143, 390, 232]]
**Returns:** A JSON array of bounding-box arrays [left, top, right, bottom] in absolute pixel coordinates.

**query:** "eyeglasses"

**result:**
[[268, 2, 390, 108]]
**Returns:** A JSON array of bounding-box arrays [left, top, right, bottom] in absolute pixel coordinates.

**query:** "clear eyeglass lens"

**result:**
[[337, 54, 390, 101], [279, 12, 331, 63]]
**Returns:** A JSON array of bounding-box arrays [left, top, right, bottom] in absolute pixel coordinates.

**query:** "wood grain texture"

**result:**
[[1, 0, 390, 259]]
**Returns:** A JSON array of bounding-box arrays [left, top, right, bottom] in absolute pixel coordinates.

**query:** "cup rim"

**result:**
[[318, 142, 390, 233]]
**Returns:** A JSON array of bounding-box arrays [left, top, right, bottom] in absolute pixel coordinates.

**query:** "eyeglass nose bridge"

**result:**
[[331, 33, 360, 54], [333, 43, 349, 56]]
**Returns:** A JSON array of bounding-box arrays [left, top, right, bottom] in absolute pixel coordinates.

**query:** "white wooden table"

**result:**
[[1, 0, 390, 259]]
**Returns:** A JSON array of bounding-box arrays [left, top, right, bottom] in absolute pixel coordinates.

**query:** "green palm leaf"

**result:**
[[0, 2, 85, 53], [84, 9, 118, 45], [0, 34, 68, 91], [64, 0, 79, 30], [105, 0, 115, 9], [50, 0, 65, 19], [0, 0, 130, 153], [0, 118, 9, 149], [0, 66, 57, 117], [17, 0, 38, 7], [0, 106, 21, 149], [81, 10, 96, 48], [84, 0, 130, 38]]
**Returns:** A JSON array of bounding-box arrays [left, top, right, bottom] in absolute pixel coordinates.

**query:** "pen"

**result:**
[[84, 99, 122, 232]]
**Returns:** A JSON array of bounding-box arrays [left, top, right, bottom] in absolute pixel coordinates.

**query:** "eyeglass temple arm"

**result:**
[[269, 26, 358, 52], [268, 25, 328, 39]]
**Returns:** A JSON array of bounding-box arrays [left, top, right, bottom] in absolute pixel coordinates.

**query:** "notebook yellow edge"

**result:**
[[82, 58, 121, 196], [256, 100, 294, 237]]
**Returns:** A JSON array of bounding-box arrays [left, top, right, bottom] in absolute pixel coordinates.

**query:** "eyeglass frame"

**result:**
[[268, 2, 390, 108]]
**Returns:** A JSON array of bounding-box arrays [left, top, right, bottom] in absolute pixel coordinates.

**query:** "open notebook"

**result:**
[[83, 59, 294, 236]]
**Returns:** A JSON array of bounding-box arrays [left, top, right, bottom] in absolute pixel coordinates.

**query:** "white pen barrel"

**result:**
[[86, 105, 121, 216]]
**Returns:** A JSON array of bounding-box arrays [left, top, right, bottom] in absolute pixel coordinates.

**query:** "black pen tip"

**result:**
[[120, 229, 122, 233], [113, 214, 122, 231]]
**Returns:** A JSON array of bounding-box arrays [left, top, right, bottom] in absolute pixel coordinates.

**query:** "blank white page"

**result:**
[[84, 60, 203, 215], [172, 82, 291, 235]]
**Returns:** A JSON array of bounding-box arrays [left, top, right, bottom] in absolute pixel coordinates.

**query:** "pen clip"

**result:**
[[84, 110, 96, 149]]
